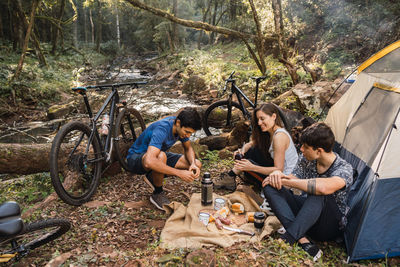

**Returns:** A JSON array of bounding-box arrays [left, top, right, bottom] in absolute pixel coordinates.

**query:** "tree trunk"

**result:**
[[248, 0, 266, 74], [72, 0, 78, 47], [197, 0, 211, 49], [51, 0, 66, 55], [115, 6, 120, 47], [171, 0, 178, 50], [0, 9, 3, 38], [12, 0, 40, 81], [209, 0, 218, 44], [12, 0, 47, 66], [95, 0, 102, 52], [89, 9, 94, 44], [83, 6, 88, 43]]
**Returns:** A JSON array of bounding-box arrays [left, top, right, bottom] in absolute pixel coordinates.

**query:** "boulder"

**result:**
[[199, 135, 227, 151], [291, 79, 350, 113], [47, 102, 75, 120], [182, 75, 206, 95], [168, 141, 208, 159]]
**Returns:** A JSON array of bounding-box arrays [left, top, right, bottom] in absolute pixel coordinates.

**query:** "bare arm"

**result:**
[[182, 140, 200, 178], [235, 132, 289, 175], [266, 170, 346, 195]]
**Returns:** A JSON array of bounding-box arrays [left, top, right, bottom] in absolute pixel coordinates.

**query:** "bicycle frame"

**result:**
[[74, 82, 146, 163]]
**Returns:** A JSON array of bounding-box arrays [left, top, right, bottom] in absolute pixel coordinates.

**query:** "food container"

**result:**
[[214, 198, 225, 211], [254, 212, 266, 230], [199, 212, 210, 226]]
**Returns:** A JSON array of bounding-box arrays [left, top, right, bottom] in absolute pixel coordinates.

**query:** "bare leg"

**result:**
[[142, 151, 167, 187]]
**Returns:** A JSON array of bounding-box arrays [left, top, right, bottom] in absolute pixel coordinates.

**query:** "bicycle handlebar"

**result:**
[[223, 71, 236, 92]]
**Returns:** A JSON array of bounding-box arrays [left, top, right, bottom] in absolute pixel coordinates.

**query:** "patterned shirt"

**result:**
[[292, 153, 353, 225]]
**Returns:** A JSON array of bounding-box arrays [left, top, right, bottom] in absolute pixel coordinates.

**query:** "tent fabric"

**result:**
[[159, 192, 281, 249], [326, 40, 400, 262]]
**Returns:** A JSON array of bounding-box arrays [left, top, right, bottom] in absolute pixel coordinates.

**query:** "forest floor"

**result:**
[[0, 47, 398, 266]]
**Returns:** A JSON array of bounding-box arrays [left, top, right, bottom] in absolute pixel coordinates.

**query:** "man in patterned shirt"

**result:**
[[264, 122, 353, 261]]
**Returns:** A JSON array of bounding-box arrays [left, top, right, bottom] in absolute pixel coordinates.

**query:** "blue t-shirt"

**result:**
[[126, 116, 189, 158]]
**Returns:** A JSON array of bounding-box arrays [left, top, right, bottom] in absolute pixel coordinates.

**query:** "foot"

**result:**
[[300, 242, 322, 262], [214, 173, 236, 191], [150, 191, 171, 211], [144, 172, 155, 191]]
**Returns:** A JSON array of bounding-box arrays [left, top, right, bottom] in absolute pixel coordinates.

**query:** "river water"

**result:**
[[0, 55, 203, 144]]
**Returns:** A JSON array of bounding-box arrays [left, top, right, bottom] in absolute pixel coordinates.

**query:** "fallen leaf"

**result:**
[[45, 252, 72, 267], [156, 254, 182, 263], [83, 200, 110, 208]]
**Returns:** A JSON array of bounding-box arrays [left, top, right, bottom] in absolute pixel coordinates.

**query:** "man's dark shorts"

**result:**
[[127, 152, 183, 175]]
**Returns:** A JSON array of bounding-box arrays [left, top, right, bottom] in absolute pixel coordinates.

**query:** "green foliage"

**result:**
[[100, 40, 120, 56], [0, 173, 53, 210]]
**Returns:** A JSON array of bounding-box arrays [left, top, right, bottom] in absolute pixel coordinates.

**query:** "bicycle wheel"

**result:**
[[203, 100, 248, 136], [114, 107, 146, 171], [0, 219, 70, 259], [50, 121, 102, 206]]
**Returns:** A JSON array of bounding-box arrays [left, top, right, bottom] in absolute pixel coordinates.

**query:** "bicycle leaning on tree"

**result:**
[[202, 71, 267, 136], [50, 82, 146, 206], [0, 201, 71, 263]]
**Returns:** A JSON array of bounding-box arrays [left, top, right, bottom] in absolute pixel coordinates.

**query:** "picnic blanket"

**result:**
[[160, 191, 281, 249]]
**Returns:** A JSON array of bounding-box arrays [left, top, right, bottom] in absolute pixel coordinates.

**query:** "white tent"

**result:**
[[325, 40, 400, 261]]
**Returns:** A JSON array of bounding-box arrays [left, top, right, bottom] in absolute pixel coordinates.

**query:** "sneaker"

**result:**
[[150, 191, 171, 211], [214, 173, 236, 191], [144, 172, 155, 191], [260, 199, 275, 216], [301, 242, 322, 262]]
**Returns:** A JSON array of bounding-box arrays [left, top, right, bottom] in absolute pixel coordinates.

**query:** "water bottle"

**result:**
[[101, 113, 109, 135], [201, 172, 213, 206]]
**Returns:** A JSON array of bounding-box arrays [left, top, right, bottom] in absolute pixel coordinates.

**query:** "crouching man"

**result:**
[[263, 122, 353, 261], [126, 107, 202, 210]]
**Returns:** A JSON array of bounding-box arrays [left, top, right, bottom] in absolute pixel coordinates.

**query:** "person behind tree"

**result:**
[[214, 103, 298, 201], [126, 107, 202, 210], [264, 122, 353, 261]]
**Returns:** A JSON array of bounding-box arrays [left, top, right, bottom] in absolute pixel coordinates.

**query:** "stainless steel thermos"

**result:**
[[201, 172, 213, 205]]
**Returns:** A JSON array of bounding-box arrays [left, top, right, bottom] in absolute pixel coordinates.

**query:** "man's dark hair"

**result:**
[[176, 107, 202, 130], [300, 122, 335, 152]]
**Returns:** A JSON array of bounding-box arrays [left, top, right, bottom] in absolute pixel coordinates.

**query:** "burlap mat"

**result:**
[[160, 191, 281, 249]]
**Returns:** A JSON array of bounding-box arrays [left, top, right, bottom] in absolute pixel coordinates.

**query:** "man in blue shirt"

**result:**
[[127, 107, 202, 210]]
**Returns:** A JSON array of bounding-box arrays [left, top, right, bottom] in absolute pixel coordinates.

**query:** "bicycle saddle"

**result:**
[[0, 218, 24, 238], [251, 76, 267, 82], [0, 201, 21, 220]]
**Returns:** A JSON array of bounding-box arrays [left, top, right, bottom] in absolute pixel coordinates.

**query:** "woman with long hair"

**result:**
[[214, 103, 298, 202]]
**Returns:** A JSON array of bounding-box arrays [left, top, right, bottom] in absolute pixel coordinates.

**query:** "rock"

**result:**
[[209, 89, 218, 98], [186, 249, 215, 267], [199, 135, 227, 151], [47, 102, 75, 120], [182, 75, 206, 95], [226, 121, 250, 146], [291, 80, 348, 113], [168, 141, 208, 159]]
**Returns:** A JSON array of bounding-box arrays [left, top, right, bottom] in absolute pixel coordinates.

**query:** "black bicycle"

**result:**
[[0, 201, 70, 263], [50, 82, 146, 206], [203, 71, 266, 136]]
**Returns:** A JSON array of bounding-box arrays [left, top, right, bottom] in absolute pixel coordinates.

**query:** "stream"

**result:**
[[0, 55, 205, 144]]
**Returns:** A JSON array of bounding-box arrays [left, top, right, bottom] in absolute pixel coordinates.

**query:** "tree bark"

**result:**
[[51, 0, 66, 55], [248, 0, 266, 74], [171, 0, 178, 50], [12, 0, 40, 81], [95, 0, 102, 52], [209, 0, 218, 44], [197, 0, 212, 49], [89, 9, 94, 44], [12, 0, 47, 66], [115, 6, 120, 47]]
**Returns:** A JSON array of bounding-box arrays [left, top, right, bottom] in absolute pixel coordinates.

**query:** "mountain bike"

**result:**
[[0, 201, 71, 263], [50, 82, 146, 206], [203, 71, 267, 136]]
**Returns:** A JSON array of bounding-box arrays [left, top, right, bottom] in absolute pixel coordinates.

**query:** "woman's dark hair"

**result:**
[[251, 103, 284, 157], [300, 122, 335, 152], [176, 107, 202, 130]]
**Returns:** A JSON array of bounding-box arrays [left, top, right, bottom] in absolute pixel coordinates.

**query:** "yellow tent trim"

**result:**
[[374, 82, 400, 93], [358, 40, 400, 74]]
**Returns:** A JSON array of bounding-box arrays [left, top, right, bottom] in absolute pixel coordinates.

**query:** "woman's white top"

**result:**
[[269, 128, 299, 175]]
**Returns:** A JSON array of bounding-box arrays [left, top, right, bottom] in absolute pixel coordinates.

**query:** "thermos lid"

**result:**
[[254, 211, 266, 220], [203, 172, 211, 178]]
